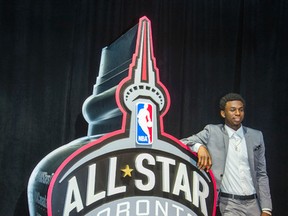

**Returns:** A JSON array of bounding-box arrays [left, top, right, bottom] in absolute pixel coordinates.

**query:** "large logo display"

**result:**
[[28, 17, 216, 216]]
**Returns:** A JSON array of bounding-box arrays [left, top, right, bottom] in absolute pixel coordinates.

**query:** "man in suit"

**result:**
[[181, 93, 272, 216]]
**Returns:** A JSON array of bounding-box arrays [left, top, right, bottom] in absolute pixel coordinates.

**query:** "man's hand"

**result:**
[[197, 146, 212, 171], [261, 212, 272, 216]]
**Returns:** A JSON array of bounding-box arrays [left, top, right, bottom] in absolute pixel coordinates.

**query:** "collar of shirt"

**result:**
[[224, 124, 244, 139]]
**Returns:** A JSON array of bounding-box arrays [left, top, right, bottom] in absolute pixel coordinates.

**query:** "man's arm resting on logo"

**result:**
[[181, 126, 212, 171], [181, 140, 212, 171], [194, 144, 212, 171]]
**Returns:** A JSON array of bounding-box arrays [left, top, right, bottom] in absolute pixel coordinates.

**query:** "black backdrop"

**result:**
[[1, 0, 287, 215]]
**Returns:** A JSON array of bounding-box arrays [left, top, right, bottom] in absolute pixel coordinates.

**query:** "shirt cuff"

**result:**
[[262, 208, 272, 215], [190, 143, 203, 152]]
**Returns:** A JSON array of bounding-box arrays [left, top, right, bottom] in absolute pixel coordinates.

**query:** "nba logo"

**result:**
[[136, 102, 153, 145]]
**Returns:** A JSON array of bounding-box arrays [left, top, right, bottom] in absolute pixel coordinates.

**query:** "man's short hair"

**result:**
[[219, 93, 246, 110]]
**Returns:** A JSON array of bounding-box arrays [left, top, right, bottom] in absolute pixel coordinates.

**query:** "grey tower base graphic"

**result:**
[[27, 22, 137, 216]]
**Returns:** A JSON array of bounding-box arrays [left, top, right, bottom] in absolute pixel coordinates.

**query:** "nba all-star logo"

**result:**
[[47, 17, 216, 216]]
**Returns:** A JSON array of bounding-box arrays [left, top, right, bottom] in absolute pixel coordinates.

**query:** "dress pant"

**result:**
[[219, 196, 261, 216]]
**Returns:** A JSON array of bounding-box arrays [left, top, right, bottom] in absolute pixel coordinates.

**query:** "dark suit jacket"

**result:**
[[182, 124, 272, 210]]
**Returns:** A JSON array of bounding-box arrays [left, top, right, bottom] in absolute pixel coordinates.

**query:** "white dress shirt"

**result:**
[[220, 125, 256, 195]]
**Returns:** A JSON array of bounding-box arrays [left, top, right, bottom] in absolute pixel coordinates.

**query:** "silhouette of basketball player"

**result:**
[[137, 104, 152, 142]]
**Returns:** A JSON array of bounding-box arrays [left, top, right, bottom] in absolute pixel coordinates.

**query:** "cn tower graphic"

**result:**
[[28, 16, 216, 216]]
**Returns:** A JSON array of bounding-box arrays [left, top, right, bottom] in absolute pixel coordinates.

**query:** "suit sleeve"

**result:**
[[255, 131, 273, 210], [181, 125, 211, 151]]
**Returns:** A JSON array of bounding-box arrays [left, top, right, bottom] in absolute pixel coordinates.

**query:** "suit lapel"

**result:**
[[243, 127, 255, 170], [221, 125, 229, 155]]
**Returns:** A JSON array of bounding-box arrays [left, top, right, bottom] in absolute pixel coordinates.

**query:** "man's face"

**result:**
[[220, 100, 245, 130]]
